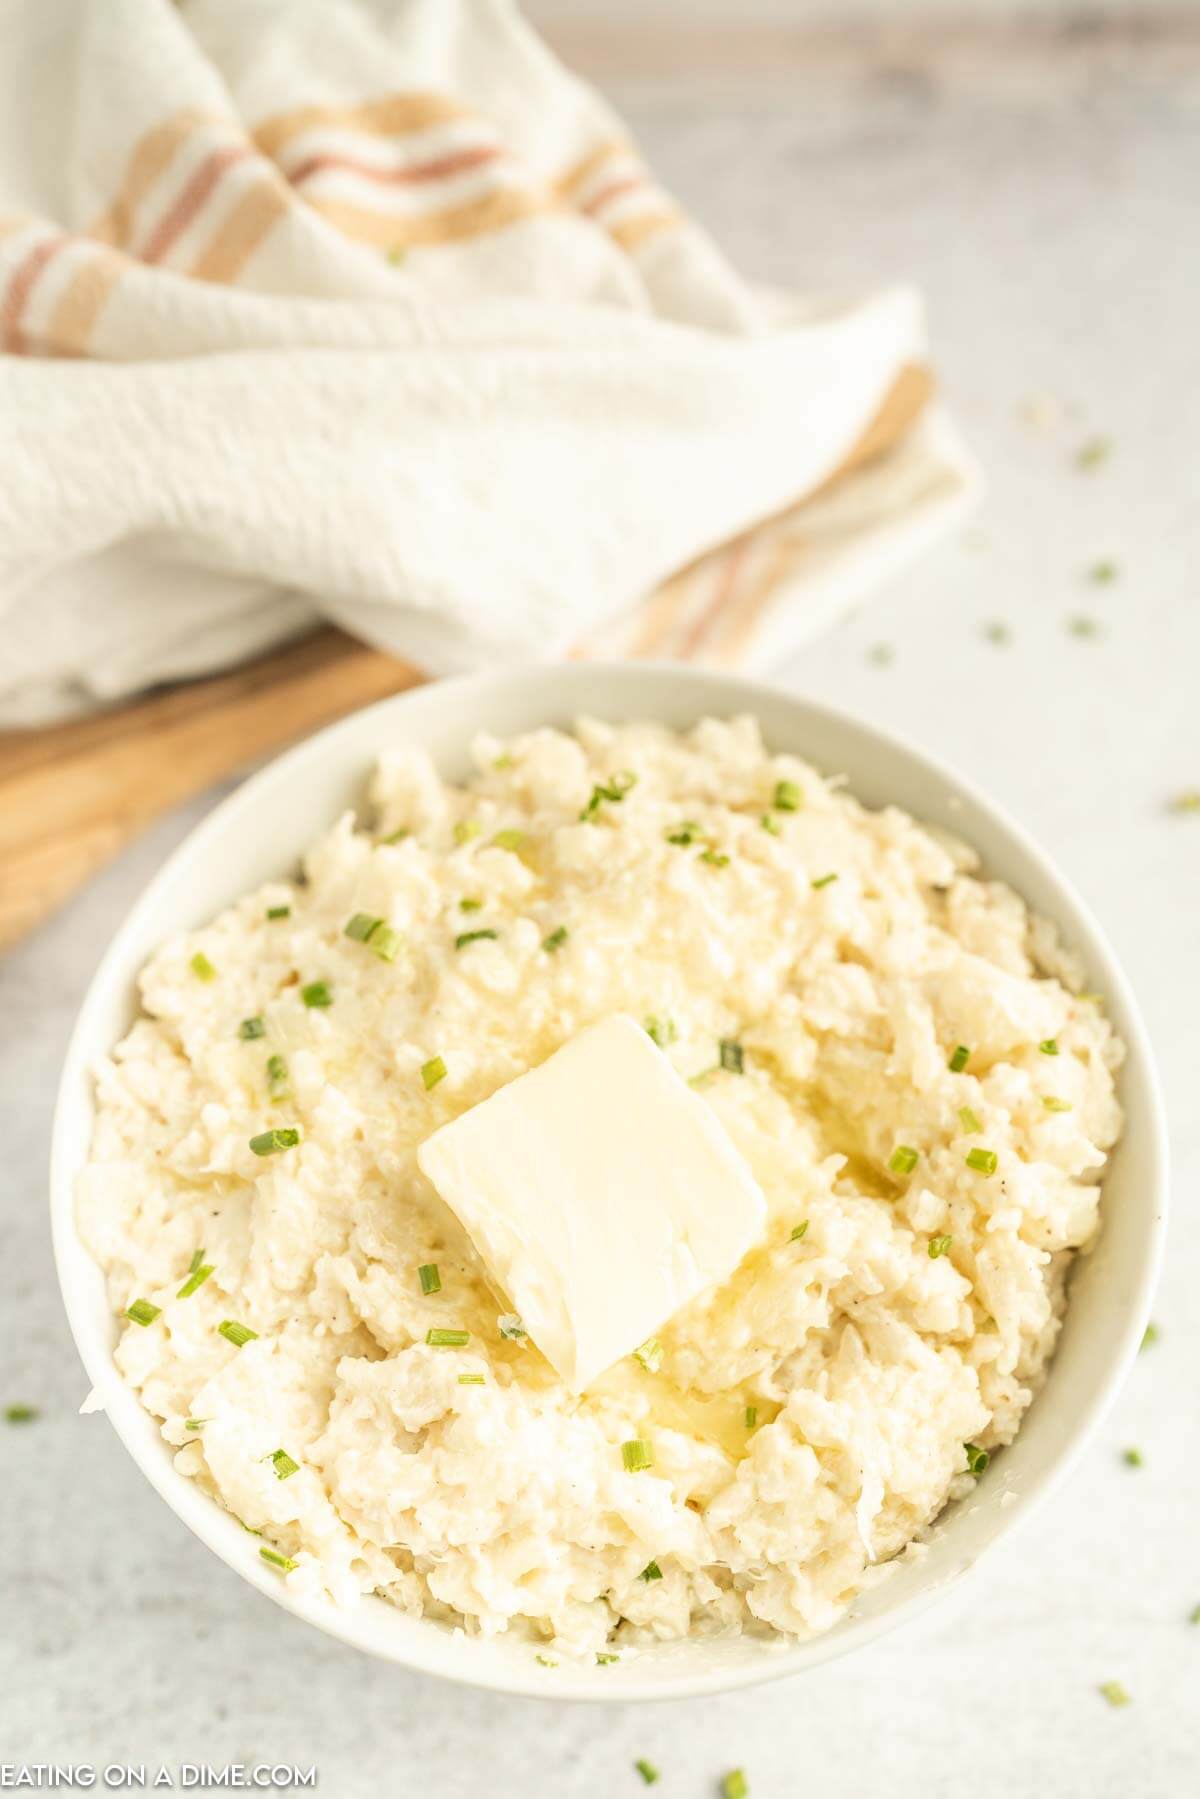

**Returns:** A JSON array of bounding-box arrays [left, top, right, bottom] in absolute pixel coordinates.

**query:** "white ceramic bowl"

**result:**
[[52, 662, 1167, 1701]]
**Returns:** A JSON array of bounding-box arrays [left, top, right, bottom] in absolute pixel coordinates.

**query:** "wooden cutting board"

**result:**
[[0, 627, 422, 954]]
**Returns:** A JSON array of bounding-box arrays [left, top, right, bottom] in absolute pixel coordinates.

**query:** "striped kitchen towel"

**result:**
[[0, 0, 976, 725]]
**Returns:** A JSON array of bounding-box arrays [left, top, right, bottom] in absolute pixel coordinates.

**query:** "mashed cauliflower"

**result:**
[[80, 716, 1123, 1658]]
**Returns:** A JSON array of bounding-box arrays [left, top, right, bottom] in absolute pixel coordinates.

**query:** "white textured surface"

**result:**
[[2, 23, 1198, 1797]]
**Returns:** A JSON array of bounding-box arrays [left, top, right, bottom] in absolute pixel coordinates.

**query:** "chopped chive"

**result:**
[[535, 1655, 557, 1669], [1098, 1680, 1130, 1709], [966, 1146, 998, 1175], [665, 821, 701, 845], [581, 771, 637, 820], [177, 1261, 214, 1299], [344, 912, 381, 942], [745, 1406, 758, 1428], [867, 643, 895, 666], [1068, 613, 1102, 638], [266, 905, 291, 920], [379, 826, 409, 844], [621, 1438, 653, 1473], [889, 1144, 919, 1176], [239, 1016, 265, 1041], [1189, 1604, 1200, 1625], [420, 1056, 447, 1091], [1042, 1096, 1073, 1112], [948, 1044, 971, 1073], [184, 1418, 206, 1432], [418, 1263, 441, 1295], [249, 1127, 300, 1156], [126, 1298, 161, 1327], [811, 873, 838, 890], [237, 1517, 262, 1536], [459, 897, 482, 911], [633, 1337, 663, 1374], [6, 1404, 39, 1423], [1123, 1447, 1143, 1468], [719, 1038, 744, 1073], [370, 924, 402, 962], [761, 813, 782, 835], [700, 848, 730, 867], [928, 1235, 953, 1259], [491, 829, 524, 851], [1140, 1322, 1159, 1351], [1168, 789, 1200, 815], [634, 1763, 660, 1788], [498, 1314, 527, 1341], [721, 1772, 749, 1799], [386, 244, 406, 266], [266, 1053, 289, 1099], [1078, 992, 1104, 1006], [639, 1560, 663, 1583], [457, 1373, 485, 1386], [218, 1320, 258, 1347], [542, 926, 569, 953], [596, 1653, 620, 1665], [186, 1247, 205, 1274], [1039, 1038, 1060, 1056], [964, 1442, 989, 1477], [455, 929, 497, 950], [190, 951, 217, 982], [774, 780, 802, 812], [259, 1546, 298, 1573], [982, 620, 1011, 646], [1088, 561, 1118, 585], [958, 1105, 982, 1134], [269, 1449, 299, 1480], [790, 1221, 809, 1241], [454, 819, 482, 844], [493, 754, 514, 770], [1076, 436, 1111, 471], [644, 1016, 676, 1048], [300, 980, 332, 1008], [426, 1328, 469, 1347]]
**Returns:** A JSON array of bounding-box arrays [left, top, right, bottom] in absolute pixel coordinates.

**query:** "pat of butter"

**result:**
[[417, 1014, 766, 1391]]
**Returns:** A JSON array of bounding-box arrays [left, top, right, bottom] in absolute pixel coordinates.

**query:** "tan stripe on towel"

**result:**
[[47, 248, 125, 354], [288, 143, 503, 190], [188, 175, 293, 284], [555, 138, 633, 198], [305, 183, 553, 249], [607, 209, 683, 253], [2, 233, 67, 353], [254, 92, 470, 161], [141, 143, 254, 264], [710, 534, 811, 666], [89, 108, 225, 248]]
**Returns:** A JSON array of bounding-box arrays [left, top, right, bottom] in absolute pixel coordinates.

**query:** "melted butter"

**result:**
[[586, 1359, 782, 1462]]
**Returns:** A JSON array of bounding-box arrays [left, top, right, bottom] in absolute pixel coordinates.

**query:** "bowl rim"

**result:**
[[50, 659, 1169, 1702]]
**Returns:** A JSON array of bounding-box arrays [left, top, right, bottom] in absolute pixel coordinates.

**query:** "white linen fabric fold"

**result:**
[[0, 0, 976, 725]]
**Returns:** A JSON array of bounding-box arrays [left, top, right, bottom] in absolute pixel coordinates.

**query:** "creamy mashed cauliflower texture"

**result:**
[[80, 716, 1123, 1658]]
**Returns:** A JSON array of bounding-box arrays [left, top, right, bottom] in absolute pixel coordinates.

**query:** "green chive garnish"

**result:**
[[1076, 436, 1111, 472], [744, 1406, 758, 1428], [266, 905, 291, 920], [1098, 1681, 1130, 1708], [621, 1439, 653, 1473], [1168, 789, 1200, 815], [491, 829, 524, 851], [344, 913, 402, 961], [790, 1221, 809, 1241], [177, 1255, 214, 1299], [457, 1373, 485, 1386], [719, 1038, 744, 1073], [889, 1145, 918, 1176], [301, 980, 331, 1008], [190, 951, 217, 982], [498, 1314, 527, 1341], [581, 772, 637, 820], [634, 1763, 660, 1787], [535, 1654, 557, 1668], [1123, 1447, 1143, 1468], [249, 1127, 299, 1156], [219, 1319, 258, 1347], [639, 1560, 663, 1582], [5, 1404, 38, 1423], [948, 1044, 970, 1072], [761, 814, 782, 836], [966, 1146, 998, 1175], [596, 1653, 620, 1665], [958, 1105, 982, 1134], [427, 1329, 469, 1347], [811, 872, 838, 890], [459, 897, 482, 911], [259, 1546, 298, 1573], [455, 929, 497, 950], [345, 912, 379, 942], [700, 848, 730, 867], [774, 780, 802, 812], [644, 1016, 676, 1048], [543, 926, 569, 953], [239, 1016, 265, 1041], [1141, 1323, 1159, 1351], [964, 1442, 989, 1477], [928, 1235, 953, 1259], [418, 1263, 441, 1295], [379, 826, 409, 844], [1040, 1038, 1059, 1056], [420, 1056, 447, 1091], [633, 1337, 663, 1374], [266, 1053, 289, 1099], [1042, 1096, 1072, 1112], [454, 819, 481, 845], [269, 1449, 299, 1480], [1088, 561, 1117, 585], [665, 821, 701, 845], [184, 1419, 206, 1431], [126, 1298, 160, 1327], [721, 1772, 749, 1799], [1189, 1604, 1200, 1625]]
